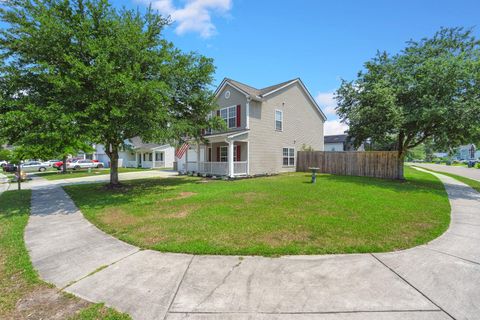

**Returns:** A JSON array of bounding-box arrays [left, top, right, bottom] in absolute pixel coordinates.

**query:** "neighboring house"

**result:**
[[176, 77, 326, 177], [453, 144, 476, 160], [324, 134, 363, 151], [82, 137, 175, 169]]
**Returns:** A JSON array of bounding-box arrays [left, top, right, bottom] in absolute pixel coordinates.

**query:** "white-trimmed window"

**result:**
[[282, 147, 295, 166], [220, 146, 228, 162], [155, 152, 164, 161], [220, 106, 237, 129], [275, 110, 283, 131]]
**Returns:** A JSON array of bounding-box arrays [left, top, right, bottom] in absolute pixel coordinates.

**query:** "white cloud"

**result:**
[[315, 91, 337, 117], [324, 120, 348, 135], [149, 0, 232, 38]]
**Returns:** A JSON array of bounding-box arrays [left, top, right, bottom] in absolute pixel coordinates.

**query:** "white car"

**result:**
[[67, 159, 104, 170], [21, 161, 48, 172]]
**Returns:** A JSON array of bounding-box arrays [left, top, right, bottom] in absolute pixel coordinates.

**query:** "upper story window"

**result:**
[[275, 110, 283, 131], [220, 105, 238, 129]]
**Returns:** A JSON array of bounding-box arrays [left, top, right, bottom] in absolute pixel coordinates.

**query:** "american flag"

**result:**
[[175, 143, 189, 159]]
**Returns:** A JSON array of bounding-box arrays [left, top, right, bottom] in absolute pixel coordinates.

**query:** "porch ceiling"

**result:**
[[203, 130, 249, 143]]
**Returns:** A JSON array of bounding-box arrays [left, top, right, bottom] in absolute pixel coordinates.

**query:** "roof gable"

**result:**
[[215, 77, 327, 121]]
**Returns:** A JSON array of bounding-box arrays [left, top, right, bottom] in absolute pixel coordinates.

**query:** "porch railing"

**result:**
[[233, 161, 248, 175], [125, 161, 138, 168], [186, 161, 247, 176]]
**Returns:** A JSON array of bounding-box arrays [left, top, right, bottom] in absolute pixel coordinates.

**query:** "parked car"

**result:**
[[3, 163, 17, 172], [21, 161, 48, 172], [44, 159, 61, 167], [67, 159, 104, 170]]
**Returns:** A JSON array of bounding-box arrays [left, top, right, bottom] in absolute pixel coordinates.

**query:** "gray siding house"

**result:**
[[178, 77, 326, 177]]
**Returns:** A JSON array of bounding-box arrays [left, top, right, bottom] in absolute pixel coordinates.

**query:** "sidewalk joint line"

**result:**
[[424, 247, 480, 266], [163, 255, 195, 320], [60, 249, 141, 291], [167, 309, 445, 315], [370, 253, 456, 320]]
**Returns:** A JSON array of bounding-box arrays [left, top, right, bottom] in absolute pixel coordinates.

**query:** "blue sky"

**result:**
[[109, 1, 480, 133]]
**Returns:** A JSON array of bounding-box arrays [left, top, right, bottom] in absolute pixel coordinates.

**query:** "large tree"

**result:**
[[336, 27, 480, 178], [0, 0, 219, 186]]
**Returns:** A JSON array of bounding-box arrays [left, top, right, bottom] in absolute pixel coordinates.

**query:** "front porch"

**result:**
[[183, 131, 249, 177], [125, 150, 166, 169]]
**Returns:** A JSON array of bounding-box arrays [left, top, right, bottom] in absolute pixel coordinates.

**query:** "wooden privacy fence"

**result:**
[[296, 151, 401, 180]]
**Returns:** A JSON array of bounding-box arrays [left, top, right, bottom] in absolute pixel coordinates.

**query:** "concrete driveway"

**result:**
[[414, 163, 480, 181], [24, 169, 480, 319]]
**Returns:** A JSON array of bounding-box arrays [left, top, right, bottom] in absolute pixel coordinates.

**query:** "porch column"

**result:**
[[228, 140, 234, 178], [153, 151, 156, 169], [246, 98, 250, 129], [247, 141, 250, 175]]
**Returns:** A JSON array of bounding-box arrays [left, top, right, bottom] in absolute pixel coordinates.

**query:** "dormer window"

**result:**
[[275, 110, 283, 131]]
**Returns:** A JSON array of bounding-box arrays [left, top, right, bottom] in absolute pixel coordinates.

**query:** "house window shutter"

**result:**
[[236, 145, 241, 161], [216, 147, 220, 162], [236, 105, 241, 127], [208, 148, 212, 162], [217, 110, 220, 117]]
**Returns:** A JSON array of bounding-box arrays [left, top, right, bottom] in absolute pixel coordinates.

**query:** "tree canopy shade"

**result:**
[[0, 0, 221, 186], [336, 27, 480, 178]]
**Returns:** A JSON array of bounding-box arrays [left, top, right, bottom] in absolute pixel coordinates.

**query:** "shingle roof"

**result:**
[[128, 137, 164, 150], [217, 77, 327, 121], [224, 78, 298, 98], [324, 134, 348, 144]]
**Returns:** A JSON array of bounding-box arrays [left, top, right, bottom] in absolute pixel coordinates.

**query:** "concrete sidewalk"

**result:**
[[24, 170, 480, 320], [14, 169, 177, 191], [414, 162, 480, 182]]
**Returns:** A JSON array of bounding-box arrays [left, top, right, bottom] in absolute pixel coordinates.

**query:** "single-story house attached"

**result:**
[[85, 137, 175, 169]]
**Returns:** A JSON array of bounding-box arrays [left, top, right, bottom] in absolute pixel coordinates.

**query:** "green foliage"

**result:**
[[300, 143, 314, 151], [336, 27, 480, 160], [0, 190, 38, 316], [0, 0, 219, 185], [0, 148, 11, 161], [406, 144, 426, 161], [69, 303, 131, 320]]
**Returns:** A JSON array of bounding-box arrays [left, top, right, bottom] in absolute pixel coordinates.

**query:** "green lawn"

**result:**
[[36, 167, 148, 180], [64, 167, 450, 256], [413, 167, 480, 193], [0, 190, 131, 319]]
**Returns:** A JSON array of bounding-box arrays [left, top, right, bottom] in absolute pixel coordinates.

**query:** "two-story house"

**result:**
[[178, 77, 326, 177]]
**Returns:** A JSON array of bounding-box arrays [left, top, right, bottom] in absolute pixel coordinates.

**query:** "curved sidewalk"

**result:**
[[25, 170, 480, 320], [414, 163, 480, 182]]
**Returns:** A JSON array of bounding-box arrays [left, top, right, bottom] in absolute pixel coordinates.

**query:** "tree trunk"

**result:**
[[108, 145, 120, 186], [397, 152, 405, 180], [61, 155, 67, 173], [397, 133, 405, 180], [17, 161, 21, 191]]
